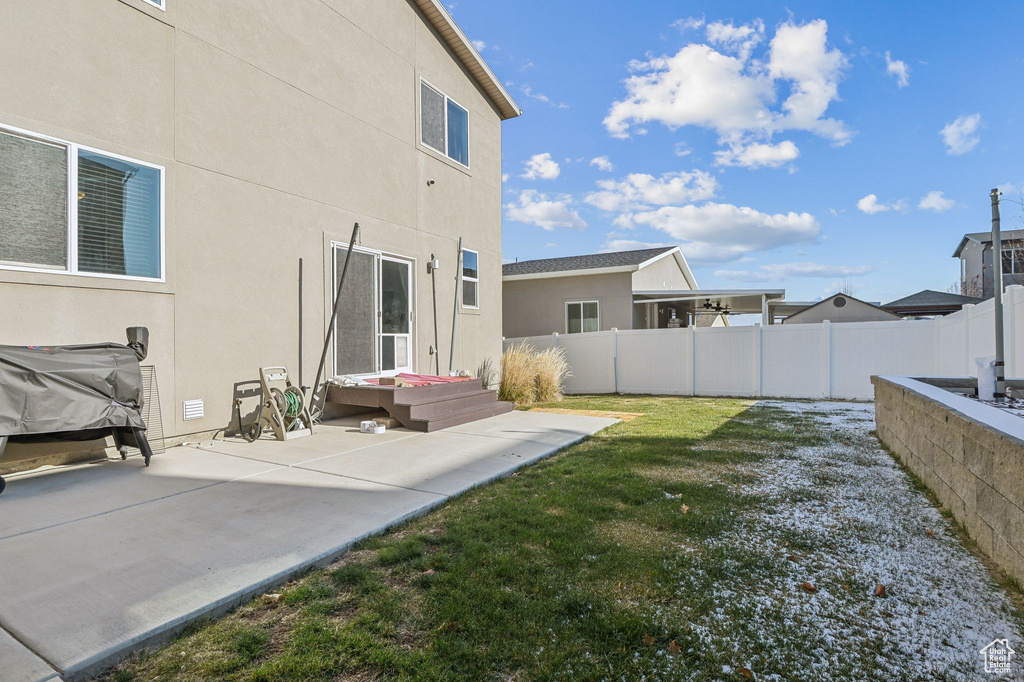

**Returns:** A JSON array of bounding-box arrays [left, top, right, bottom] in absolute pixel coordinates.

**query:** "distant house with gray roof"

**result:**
[[953, 229, 1024, 299], [882, 289, 983, 318], [502, 246, 728, 338]]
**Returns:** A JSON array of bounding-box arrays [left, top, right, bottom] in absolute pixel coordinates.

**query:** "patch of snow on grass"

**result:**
[[657, 400, 1023, 681]]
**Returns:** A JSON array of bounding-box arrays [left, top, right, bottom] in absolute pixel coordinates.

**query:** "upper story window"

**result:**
[[1001, 241, 1024, 275], [0, 125, 164, 281], [420, 80, 469, 168], [142, 0, 165, 9], [461, 248, 478, 308]]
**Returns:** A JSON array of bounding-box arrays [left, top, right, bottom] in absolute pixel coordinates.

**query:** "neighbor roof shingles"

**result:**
[[502, 247, 676, 277]]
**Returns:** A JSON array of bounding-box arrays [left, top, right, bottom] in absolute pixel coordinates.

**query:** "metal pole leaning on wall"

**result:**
[[311, 223, 360, 410], [991, 188, 1007, 400], [449, 237, 463, 374]]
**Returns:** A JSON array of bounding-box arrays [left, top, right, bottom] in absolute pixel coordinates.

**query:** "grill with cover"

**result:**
[[0, 327, 155, 495]]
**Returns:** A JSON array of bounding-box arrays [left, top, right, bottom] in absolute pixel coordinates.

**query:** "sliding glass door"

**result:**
[[333, 245, 413, 377]]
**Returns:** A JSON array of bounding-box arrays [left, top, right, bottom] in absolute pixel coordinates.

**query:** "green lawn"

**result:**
[[107, 396, 1023, 681]]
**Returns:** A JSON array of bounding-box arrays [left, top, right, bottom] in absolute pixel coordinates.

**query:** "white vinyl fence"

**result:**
[[503, 286, 1024, 400]]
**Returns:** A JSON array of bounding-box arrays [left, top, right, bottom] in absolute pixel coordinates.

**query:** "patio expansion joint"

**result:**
[[0, 618, 62, 680]]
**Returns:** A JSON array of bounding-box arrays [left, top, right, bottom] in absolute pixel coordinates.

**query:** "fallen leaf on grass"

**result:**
[[786, 555, 797, 562], [680, 504, 690, 514], [739, 668, 755, 680], [800, 582, 817, 593], [262, 593, 282, 603], [874, 584, 887, 598], [423, 569, 436, 577], [926, 529, 936, 538], [642, 633, 655, 646], [668, 640, 681, 655], [616, 581, 623, 591]]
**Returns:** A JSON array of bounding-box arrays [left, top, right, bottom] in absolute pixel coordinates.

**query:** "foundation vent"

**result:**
[[183, 398, 205, 421]]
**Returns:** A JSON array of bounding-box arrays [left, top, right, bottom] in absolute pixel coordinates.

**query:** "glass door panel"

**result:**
[[334, 247, 377, 375], [380, 258, 412, 373]]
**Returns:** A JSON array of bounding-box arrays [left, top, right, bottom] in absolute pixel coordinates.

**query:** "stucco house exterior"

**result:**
[[954, 229, 1024, 299], [502, 246, 729, 337], [0, 0, 520, 451]]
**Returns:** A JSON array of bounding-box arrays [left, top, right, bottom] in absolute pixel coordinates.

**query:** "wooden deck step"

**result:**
[[325, 378, 513, 432]]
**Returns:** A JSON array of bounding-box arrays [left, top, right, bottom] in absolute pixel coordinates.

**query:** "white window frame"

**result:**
[[141, 0, 166, 10], [0, 122, 166, 283], [565, 300, 599, 334], [419, 78, 470, 169], [1001, 243, 1024, 275], [461, 247, 479, 309]]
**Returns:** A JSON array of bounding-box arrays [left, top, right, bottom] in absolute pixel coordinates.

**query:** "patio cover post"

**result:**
[[761, 294, 769, 325]]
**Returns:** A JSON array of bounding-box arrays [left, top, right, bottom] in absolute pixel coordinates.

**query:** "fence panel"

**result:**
[[830, 320, 938, 399], [694, 326, 756, 396], [616, 328, 692, 395], [556, 331, 617, 394], [761, 324, 824, 398]]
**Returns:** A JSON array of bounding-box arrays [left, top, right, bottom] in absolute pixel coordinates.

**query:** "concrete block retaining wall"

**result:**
[[873, 375, 1024, 584]]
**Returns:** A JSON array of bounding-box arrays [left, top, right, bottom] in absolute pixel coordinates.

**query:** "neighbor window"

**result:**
[[0, 125, 163, 280], [1001, 241, 1024, 275], [566, 301, 599, 334], [461, 248, 478, 308], [420, 80, 469, 167], [142, 0, 165, 9]]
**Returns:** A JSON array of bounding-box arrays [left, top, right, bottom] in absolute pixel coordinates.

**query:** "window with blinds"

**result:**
[[0, 124, 163, 280], [419, 79, 469, 168], [78, 149, 161, 278]]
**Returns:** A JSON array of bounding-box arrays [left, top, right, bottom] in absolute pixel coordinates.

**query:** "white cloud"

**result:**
[[520, 84, 568, 109], [521, 153, 560, 180], [584, 170, 719, 212], [623, 202, 819, 264], [505, 190, 586, 231], [501, 173, 509, 183], [856, 193, 906, 214], [671, 16, 705, 32], [602, 238, 673, 252], [713, 139, 800, 168], [590, 156, 614, 172], [604, 19, 850, 162], [918, 190, 955, 212], [706, 19, 765, 61], [940, 113, 981, 155], [674, 142, 692, 157], [472, 39, 486, 51], [884, 51, 909, 88], [714, 261, 872, 282]]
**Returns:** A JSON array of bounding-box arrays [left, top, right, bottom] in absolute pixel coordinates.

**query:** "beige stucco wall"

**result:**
[[630, 254, 691, 291], [0, 0, 507, 453], [785, 297, 899, 324], [502, 273, 634, 338]]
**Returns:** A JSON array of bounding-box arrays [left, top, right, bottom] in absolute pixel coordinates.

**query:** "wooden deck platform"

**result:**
[[325, 378, 513, 432]]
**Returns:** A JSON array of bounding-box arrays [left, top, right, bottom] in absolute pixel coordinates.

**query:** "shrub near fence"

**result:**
[[503, 286, 1024, 401]]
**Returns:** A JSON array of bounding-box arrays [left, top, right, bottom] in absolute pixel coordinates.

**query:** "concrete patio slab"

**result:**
[[0, 410, 615, 680], [0, 628, 59, 682]]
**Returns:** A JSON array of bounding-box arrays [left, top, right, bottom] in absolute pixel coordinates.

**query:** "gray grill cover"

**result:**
[[0, 342, 146, 437]]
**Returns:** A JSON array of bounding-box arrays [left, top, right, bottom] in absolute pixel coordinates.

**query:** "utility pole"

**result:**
[[991, 188, 1007, 401]]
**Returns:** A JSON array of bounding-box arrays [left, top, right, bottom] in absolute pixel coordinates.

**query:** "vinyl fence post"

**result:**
[[612, 328, 619, 394], [821, 320, 832, 399], [964, 304, 973, 376], [689, 325, 697, 396], [753, 323, 762, 397]]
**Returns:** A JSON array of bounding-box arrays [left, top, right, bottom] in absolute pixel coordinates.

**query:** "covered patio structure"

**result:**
[[633, 289, 788, 326]]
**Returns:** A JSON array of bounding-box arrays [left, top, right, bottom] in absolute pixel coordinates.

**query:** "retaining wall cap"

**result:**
[[875, 376, 1024, 448]]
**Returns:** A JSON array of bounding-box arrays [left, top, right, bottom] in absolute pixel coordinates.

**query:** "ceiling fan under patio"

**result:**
[[702, 298, 729, 313]]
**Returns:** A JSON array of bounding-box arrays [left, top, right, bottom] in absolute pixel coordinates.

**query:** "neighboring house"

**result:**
[[0, 0, 520, 446], [882, 289, 983, 317], [954, 229, 1024, 299], [782, 293, 899, 324], [502, 247, 729, 337]]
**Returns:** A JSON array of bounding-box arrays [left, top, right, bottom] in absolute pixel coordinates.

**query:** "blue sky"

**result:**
[[450, 1, 1024, 306]]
